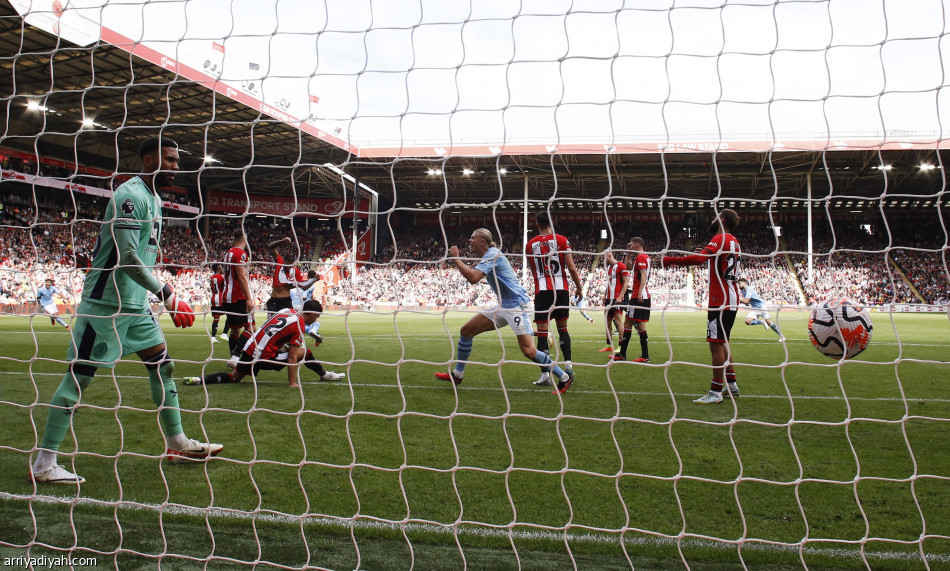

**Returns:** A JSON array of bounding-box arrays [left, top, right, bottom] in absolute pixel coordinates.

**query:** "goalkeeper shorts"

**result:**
[[67, 301, 166, 369]]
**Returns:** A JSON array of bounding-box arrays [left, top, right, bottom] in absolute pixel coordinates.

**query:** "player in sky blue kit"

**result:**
[[36, 278, 69, 328], [737, 278, 785, 342], [291, 282, 323, 344], [30, 137, 222, 486], [435, 228, 575, 394]]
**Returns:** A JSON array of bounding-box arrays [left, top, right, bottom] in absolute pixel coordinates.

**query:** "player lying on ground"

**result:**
[[184, 300, 344, 388], [31, 137, 221, 486], [435, 227, 575, 394]]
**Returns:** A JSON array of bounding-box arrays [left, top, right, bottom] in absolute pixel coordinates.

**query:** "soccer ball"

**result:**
[[807, 298, 873, 360]]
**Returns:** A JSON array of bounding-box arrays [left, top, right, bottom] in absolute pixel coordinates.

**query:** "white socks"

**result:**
[[33, 449, 57, 473], [167, 433, 191, 451]]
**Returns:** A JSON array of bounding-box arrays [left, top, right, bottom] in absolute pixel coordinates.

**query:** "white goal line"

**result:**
[[2, 495, 945, 565]]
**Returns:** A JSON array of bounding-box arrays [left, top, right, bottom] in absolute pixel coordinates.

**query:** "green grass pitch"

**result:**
[[0, 308, 948, 570]]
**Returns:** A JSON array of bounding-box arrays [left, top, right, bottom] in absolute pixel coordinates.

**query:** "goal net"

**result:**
[[1, 0, 948, 569]]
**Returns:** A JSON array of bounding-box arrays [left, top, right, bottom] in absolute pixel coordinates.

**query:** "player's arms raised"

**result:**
[[296, 270, 320, 290], [267, 236, 291, 259]]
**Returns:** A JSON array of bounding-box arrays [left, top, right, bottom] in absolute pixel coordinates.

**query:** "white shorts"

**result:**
[[746, 308, 770, 321], [481, 303, 534, 336], [41, 303, 59, 316]]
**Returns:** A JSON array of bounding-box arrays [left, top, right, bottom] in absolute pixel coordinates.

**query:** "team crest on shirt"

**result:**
[[121, 199, 135, 215]]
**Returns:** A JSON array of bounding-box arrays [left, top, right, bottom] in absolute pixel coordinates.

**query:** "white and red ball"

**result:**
[[808, 298, 873, 360]]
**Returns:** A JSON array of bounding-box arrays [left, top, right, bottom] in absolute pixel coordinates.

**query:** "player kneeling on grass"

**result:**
[[183, 300, 344, 388], [31, 136, 221, 486], [435, 228, 575, 394]]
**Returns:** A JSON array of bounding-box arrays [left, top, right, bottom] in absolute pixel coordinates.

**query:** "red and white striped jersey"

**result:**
[[272, 255, 305, 289], [241, 309, 306, 361], [605, 261, 628, 300], [525, 233, 572, 294], [630, 252, 651, 300], [703, 233, 741, 307], [209, 272, 225, 306], [222, 246, 249, 303]]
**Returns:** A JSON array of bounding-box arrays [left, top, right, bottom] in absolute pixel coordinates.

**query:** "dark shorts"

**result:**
[[235, 351, 289, 376], [211, 305, 224, 318], [266, 296, 293, 316], [707, 308, 737, 343], [219, 300, 253, 329], [534, 290, 570, 323], [606, 297, 629, 319], [626, 297, 651, 323]]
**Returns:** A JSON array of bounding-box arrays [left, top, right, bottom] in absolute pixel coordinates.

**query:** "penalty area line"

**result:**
[[6, 371, 950, 403]]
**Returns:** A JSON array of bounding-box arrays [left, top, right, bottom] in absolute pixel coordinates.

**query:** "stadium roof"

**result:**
[[2, 3, 948, 210]]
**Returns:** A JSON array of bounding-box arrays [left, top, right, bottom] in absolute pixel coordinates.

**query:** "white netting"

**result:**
[[1, 1, 949, 569]]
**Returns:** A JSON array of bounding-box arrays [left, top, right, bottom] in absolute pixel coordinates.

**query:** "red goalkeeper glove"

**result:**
[[160, 284, 195, 328]]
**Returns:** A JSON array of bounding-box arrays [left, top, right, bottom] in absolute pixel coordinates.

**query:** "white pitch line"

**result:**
[[19, 331, 950, 348], [5, 371, 950, 403], [1, 494, 946, 565]]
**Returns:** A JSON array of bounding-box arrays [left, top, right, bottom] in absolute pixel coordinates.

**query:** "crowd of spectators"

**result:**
[[888, 250, 949, 305], [1, 192, 947, 313], [785, 224, 928, 305]]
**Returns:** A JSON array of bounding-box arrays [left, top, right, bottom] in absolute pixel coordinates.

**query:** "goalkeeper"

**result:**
[[30, 137, 222, 486]]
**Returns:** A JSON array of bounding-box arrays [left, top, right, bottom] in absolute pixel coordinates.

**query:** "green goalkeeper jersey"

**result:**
[[83, 176, 163, 310]]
